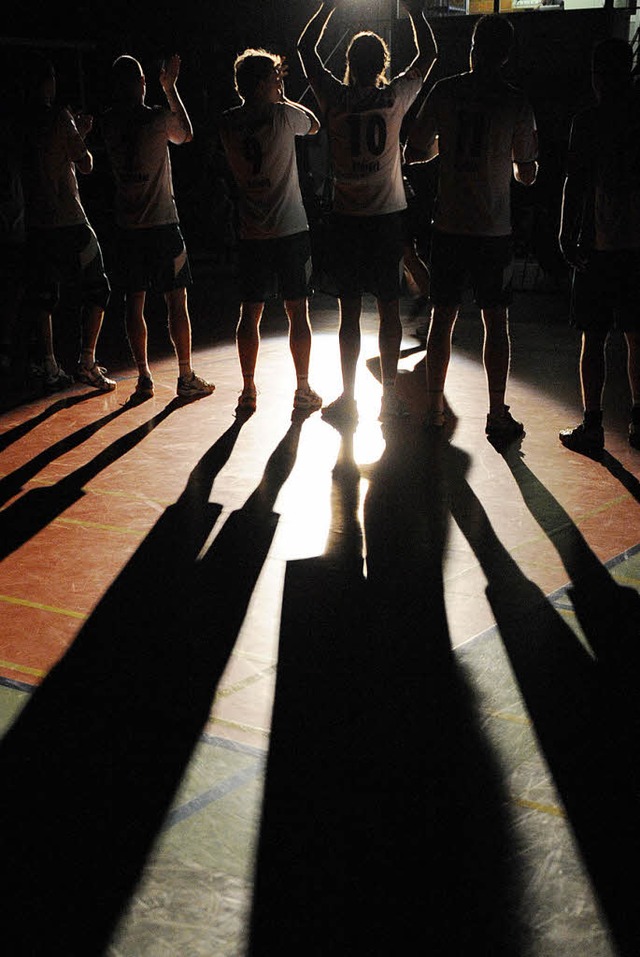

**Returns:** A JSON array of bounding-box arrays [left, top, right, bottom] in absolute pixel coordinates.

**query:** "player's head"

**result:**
[[344, 31, 390, 88], [111, 55, 145, 105], [470, 15, 514, 71], [591, 37, 633, 100], [234, 49, 282, 103]]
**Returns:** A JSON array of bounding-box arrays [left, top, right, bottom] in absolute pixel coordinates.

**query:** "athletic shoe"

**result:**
[[293, 387, 322, 412], [379, 392, 409, 421], [76, 362, 116, 392], [321, 394, 358, 424], [133, 374, 155, 400], [177, 371, 215, 398], [44, 364, 73, 393], [236, 387, 257, 414], [485, 405, 524, 444], [559, 422, 604, 455]]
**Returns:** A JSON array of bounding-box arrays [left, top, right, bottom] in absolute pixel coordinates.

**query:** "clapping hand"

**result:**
[[160, 54, 181, 91]]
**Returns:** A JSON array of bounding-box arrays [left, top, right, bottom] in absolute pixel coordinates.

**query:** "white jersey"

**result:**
[[314, 68, 423, 216], [22, 105, 89, 230], [410, 71, 537, 236], [102, 104, 182, 228], [567, 90, 640, 251], [220, 101, 313, 240]]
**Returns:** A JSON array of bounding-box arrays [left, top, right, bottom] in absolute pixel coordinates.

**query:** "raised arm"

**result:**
[[160, 54, 193, 145], [400, 0, 437, 81], [297, 2, 336, 91], [277, 58, 320, 134], [404, 88, 438, 164]]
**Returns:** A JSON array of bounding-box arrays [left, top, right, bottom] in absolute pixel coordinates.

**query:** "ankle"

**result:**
[[583, 409, 603, 429]]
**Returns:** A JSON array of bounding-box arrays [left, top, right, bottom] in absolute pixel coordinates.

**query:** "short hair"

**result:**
[[344, 32, 390, 88], [592, 37, 633, 80], [111, 55, 143, 102], [233, 49, 281, 101], [472, 15, 514, 67]]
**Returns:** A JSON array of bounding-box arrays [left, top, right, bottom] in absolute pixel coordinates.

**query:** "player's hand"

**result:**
[[160, 54, 181, 91]]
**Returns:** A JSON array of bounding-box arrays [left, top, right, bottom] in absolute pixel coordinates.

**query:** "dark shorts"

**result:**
[[239, 231, 312, 302], [327, 212, 404, 302], [429, 230, 513, 309], [570, 249, 640, 333], [113, 223, 192, 293], [26, 223, 110, 310]]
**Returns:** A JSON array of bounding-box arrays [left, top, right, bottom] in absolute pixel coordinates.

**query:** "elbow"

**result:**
[[515, 161, 538, 186]]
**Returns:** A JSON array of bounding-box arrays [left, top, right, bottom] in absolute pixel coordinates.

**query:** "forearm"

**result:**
[[283, 96, 320, 134], [559, 176, 584, 247], [298, 2, 335, 76], [164, 86, 193, 143], [404, 138, 438, 164], [407, 10, 437, 79]]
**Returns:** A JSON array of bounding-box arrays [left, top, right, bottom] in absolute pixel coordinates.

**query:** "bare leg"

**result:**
[[403, 241, 430, 299], [624, 331, 640, 407], [166, 287, 193, 378], [377, 298, 403, 394], [284, 298, 312, 386], [579, 329, 608, 412], [79, 303, 105, 367], [481, 306, 511, 414], [337, 297, 362, 400], [236, 301, 264, 392], [425, 305, 458, 414], [125, 291, 151, 378]]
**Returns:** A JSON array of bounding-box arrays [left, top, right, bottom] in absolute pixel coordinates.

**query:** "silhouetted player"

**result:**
[[102, 54, 214, 402], [406, 14, 538, 444], [22, 56, 115, 393], [298, 0, 437, 423], [559, 37, 640, 455], [220, 49, 322, 415]]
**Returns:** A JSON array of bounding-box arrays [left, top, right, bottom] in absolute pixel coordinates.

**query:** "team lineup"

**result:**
[[6, 0, 640, 453]]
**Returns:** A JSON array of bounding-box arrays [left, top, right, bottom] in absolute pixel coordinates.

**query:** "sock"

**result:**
[[242, 374, 256, 394], [583, 409, 603, 429], [178, 361, 192, 380], [296, 375, 309, 392], [80, 348, 95, 368]]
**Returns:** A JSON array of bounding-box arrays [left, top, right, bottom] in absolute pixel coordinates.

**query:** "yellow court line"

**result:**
[[53, 516, 144, 536], [0, 593, 86, 620], [0, 657, 45, 679], [487, 709, 531, 726], [208, 715, 270, 739], [513, 797, 565, 818], [217, 665, 277, 698]]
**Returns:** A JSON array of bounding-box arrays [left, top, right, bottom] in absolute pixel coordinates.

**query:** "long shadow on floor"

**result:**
[[501, 443, 640, 666], [0, 414, 308, 956], [447, 445, 640, 957], [0, 396, 192, 560], [250, 424, 525, 956], [0, 390, 104, 454]]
